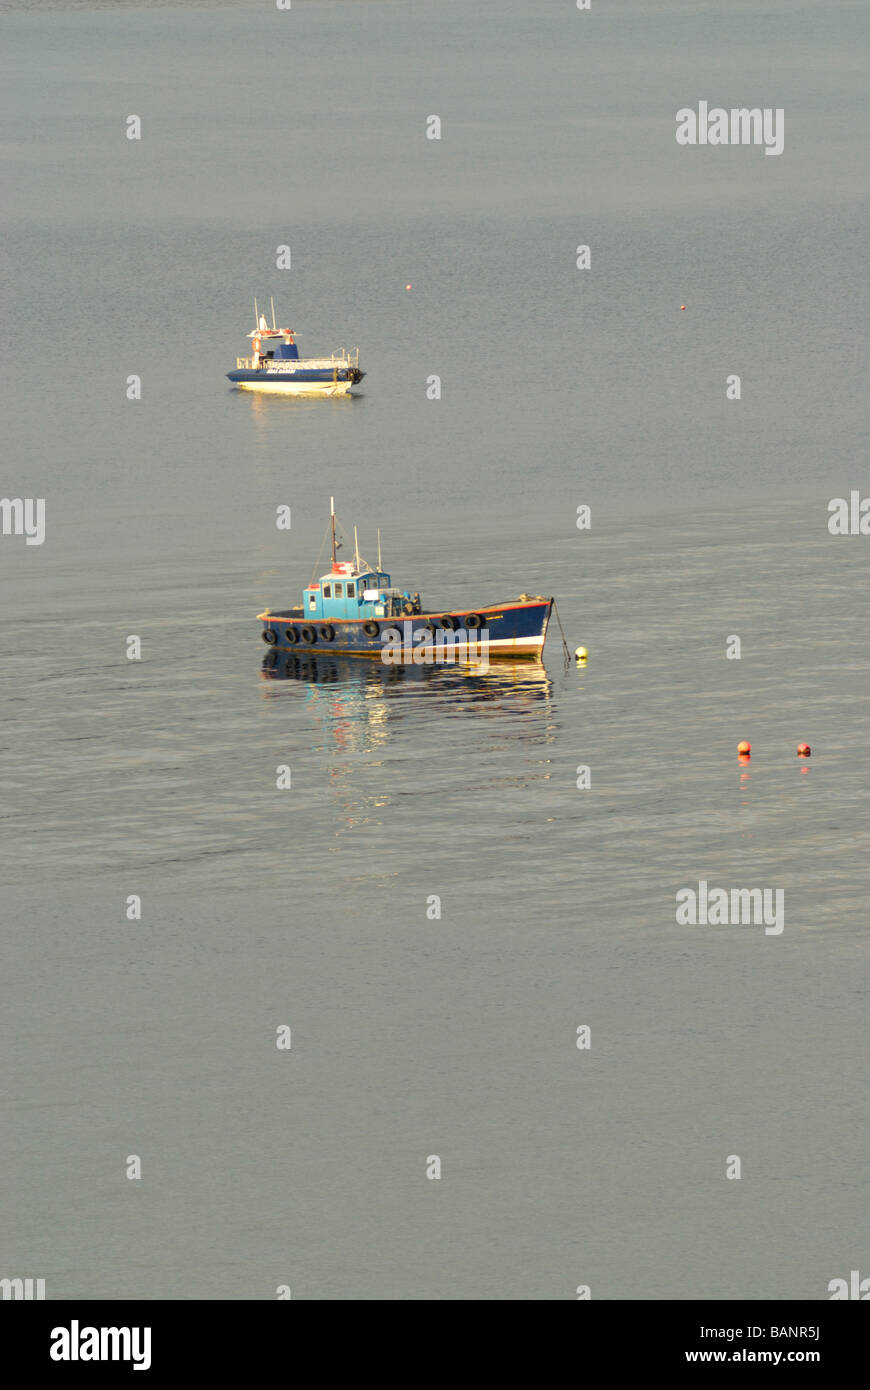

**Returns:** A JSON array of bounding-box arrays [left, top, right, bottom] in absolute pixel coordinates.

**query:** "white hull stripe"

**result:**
[[275, 634, 546, 655], [236, 381, 353, 396]]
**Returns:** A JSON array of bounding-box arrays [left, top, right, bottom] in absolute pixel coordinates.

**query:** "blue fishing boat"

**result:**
[[227, 299, 364, 396], [258, 502, 555, 662]]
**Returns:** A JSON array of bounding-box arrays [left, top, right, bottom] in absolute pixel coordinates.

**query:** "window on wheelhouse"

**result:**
[[346, 582, 355, 597], [334, 583, 343, 597], [323, 585, 331, 598]]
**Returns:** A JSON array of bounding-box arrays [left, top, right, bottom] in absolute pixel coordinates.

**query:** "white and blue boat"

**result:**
[[227, 299, 364, 396], [258, 502, 555, 662]]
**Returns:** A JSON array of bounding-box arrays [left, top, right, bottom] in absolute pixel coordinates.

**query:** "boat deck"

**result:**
[[235, 350, 360, 371]]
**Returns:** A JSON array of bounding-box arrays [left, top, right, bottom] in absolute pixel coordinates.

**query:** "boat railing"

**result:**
[[235, 348, 360, 371]]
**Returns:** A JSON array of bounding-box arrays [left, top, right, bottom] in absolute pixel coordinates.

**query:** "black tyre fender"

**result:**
[[300, 625, 317, 644], [465, 613, 482, 629], [440, 614, 457, 631], [363, 621, 380, 637], [262, 628, 278, 645], [284, 627, 298, 645], [318, 624, 335, 642]]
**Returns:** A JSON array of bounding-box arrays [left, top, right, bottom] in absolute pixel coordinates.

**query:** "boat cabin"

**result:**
[[304, 561, 421, 621], [249, 329, 299, 363]]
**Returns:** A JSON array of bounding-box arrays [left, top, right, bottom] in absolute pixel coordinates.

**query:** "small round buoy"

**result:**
[[405, 283, 412, 291], [797, 743, 811, 757], [575, 646, 588, 661], [680, 304, 686, 311], [737, 740, 751, 754]]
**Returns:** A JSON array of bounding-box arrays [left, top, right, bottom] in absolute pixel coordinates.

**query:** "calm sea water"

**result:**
[[1, 0, 868, 1299]]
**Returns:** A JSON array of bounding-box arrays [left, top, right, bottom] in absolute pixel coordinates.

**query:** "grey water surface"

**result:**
[[1, 0, 868, 1299]]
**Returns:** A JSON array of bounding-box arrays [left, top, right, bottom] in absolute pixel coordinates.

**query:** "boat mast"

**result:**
[[330, 497, 337, 566], [353, 525, 360, 571], [270, 296, 276, 331], [254, 296, 259, 332], [377, 528, 382, 572]]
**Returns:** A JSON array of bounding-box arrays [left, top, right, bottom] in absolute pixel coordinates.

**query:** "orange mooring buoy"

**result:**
[[737, 740, 751, 755], [797, 743, 811, 757]]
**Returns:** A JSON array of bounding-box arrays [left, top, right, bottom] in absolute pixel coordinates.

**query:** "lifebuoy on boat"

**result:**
[[402, 600, 415, 616]]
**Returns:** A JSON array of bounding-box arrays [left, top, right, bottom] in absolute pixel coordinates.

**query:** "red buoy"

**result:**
[[797, 743, 811, 757], [737, 740, 751, 754]]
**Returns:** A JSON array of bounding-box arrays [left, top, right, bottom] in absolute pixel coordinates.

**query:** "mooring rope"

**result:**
[[551, 599, 572, 664]]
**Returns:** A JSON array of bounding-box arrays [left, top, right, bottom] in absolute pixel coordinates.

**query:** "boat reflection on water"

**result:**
[[260, 647, 558, 835], [260, 649, 554, 747], [262, 648, 552, 698]]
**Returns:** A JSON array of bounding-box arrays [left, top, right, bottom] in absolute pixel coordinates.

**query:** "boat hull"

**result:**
[[227, 367, 364, 396], [257, 600, 553, 662], [230, 378, 354, 396]]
